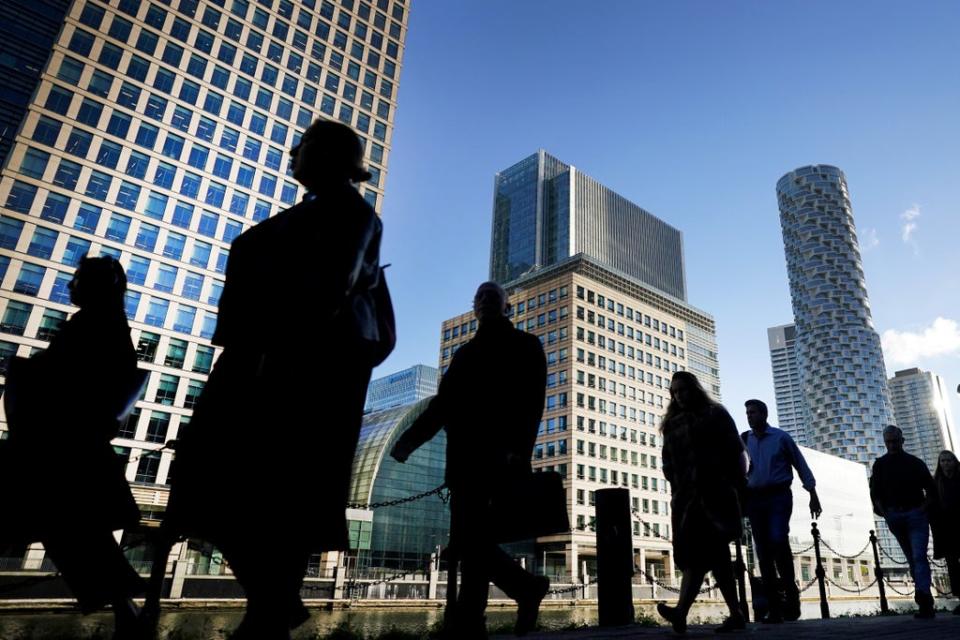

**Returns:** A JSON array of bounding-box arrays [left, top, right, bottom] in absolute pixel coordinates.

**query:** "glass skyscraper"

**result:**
[[889, 367, 956, 471], [490, 150, 687, 301], [364, 363, 437, 413], [777, 165, 894, 465], [767, 323, 811, 446], [0, 0, 408, 569]]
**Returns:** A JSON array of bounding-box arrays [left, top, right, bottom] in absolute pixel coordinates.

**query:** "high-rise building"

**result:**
[[439, 253, 720, 580], [777, 165, 894, 465], [889, 367, 956, 471], [0, 0, 73, 167], [489, 150, 687, 301], [0, 0, 408, 568], [767, 323, 810, 446], [364, 363, 438, 413]]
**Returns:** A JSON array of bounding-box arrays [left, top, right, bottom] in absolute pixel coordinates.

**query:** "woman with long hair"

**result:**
[[932, 449, 960, 614], [656, 371, 746, 633]]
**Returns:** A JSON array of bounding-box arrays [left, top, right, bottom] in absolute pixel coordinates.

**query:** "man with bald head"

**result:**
[[392, 282, 549, 638]]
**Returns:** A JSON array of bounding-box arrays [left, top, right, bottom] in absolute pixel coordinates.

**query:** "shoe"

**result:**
[[783, 589, 801, 621], [952, 603, 960, 615], [761, 612, 784, 624], [914, 592, 935, 619], [715, 614, 746, 633], [515, 575, 550, 636], [657, 602, 687, 634]]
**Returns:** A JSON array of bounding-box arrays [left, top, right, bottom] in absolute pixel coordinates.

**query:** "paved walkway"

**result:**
[[491, 612, 960, 639]]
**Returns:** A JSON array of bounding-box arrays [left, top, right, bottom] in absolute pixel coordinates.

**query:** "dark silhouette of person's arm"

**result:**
[[870, 460, 885, 517], [391, 351, 461, 462], [314, 198, 380, 321], [210, 232, 251, 349], [920, 459, 936, 512], [513, 336, 547, 464]]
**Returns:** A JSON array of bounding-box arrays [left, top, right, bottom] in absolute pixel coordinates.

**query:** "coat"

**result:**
[[932, 473, 960, 559], [0, 305, 141, 544], [661, 403, 745, 571], [394, 316, 547, 494], [168, 184, 382, 552]]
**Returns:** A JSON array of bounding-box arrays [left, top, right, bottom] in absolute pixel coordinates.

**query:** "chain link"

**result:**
[[346, 484, 448, 510], [883, 579, 916, 597], [818, 538, 872, 560], [792, 543, 816, 555], [547, 577, 593, 596], [637, 569, 715, 595], [879, 546, 909, 565], [798, 576, 820, 594], [825, 577, 879, 593], [631, 510, 673, 543]]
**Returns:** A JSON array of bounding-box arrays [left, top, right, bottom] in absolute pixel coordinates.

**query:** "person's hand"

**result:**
[[390, 439, 413, 463], [809, 490, 823, 520]]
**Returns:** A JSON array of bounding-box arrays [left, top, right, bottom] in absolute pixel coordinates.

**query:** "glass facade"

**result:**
[[349, 398, 450, 571], [364, 363, 438, 413], [767, 323, 812, 446], [0, 0, 408, 547], [777, 165, 894, 465], [490, 150, 687, 301], [888, 368, 957, 471]]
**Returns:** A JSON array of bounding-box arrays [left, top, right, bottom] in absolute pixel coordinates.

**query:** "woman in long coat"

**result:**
[[932, 450, 960, 614], [1, 256, 143, 638], [657, 371, 746, 633], [167, 121, 384, 639]]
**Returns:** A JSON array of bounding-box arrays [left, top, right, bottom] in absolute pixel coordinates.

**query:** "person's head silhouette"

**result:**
[[68, 255, 127, 310], [473, 281, 508, 326], [289, 120, 372, 193]]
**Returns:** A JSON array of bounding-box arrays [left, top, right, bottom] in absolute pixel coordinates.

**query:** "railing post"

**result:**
[[870, 530, 889, 614], [595, 488, 635, 626], [812, 522, 830, 619], [735, 539, 750, 622]]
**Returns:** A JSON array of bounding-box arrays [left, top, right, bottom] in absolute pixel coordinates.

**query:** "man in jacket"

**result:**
[[391, 282, 549, 639], [871, 425, 937, 619], [743, 399, 821, 623]]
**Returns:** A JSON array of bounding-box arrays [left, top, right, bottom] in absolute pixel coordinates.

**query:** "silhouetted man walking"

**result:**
[[742, 399, 821, 623], [391, 282, 549, 639], [871, 425, 936, 619]]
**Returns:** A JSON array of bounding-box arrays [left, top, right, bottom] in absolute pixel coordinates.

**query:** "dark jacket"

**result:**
[[662, 404, 745, 570], [932, 472, 960, 559], [870, 451, 934, 514], [394, 316, 547, 493], [169, 185, 381, 551], [1, 305, 140, 543]]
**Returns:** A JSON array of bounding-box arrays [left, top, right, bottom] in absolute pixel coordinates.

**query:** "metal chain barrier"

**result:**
[[798, 576, 820, 594], [346, 484, 448, 510], [882, 579, 916, 597], [879, 546, 909, 565], [547, 577, 593, 596], [637, 568, 716, 595], [818, 538, 871, 560], [825, 577, 879, 594], [631, 510, 673, 543]]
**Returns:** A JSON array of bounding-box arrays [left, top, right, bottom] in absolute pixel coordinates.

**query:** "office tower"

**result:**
[[439, 254, 720, 580], [489, 150, 687, 301], [889, 368, 956, 470], [768, 323, 810, 446], [0, 0, 408, 569], [364, 363, 438, 413], [777, 165, 894, 464]]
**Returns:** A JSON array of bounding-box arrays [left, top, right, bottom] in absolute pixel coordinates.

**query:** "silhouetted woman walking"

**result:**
[[657, 371, 746, 633], [1, 256, 143, 638], [932, 449, 960, 614]]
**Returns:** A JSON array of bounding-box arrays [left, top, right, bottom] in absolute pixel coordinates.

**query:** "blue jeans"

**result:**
[[885, 507, 931, 596], [747, 487, 798, 615]]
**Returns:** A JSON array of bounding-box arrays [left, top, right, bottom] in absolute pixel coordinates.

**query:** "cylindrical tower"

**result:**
[[777, 165, 895, 464]]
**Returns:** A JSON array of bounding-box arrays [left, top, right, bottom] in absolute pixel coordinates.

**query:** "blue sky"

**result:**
[[374, 0, 960, 438]]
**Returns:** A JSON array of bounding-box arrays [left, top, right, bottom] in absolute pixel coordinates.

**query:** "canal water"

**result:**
[[0, 598, 932, 639]]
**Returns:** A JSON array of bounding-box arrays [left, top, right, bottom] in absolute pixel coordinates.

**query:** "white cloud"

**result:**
[[882, 317, 960, 365], [900, 205, 920, 244], [861, 227, 879, 251]]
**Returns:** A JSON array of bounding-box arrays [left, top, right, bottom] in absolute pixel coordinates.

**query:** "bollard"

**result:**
[[442, 545, 458, 629], [869, 530, 889, 614], [811, 522, 830, 619], [595, 488, 635, 626], [734, 539, 750, 622]]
